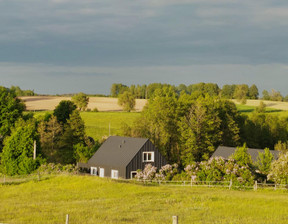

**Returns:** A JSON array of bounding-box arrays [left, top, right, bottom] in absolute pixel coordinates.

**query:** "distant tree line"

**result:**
[[111, 83, 288, 103], [10, 85, 36, 96]]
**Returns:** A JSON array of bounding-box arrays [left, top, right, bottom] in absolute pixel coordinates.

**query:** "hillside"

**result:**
[[1, 175, 288, 224], [19, 96, 147, 112]]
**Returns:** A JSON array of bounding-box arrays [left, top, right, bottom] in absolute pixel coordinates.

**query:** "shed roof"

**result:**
[[87, 136, 149, 168], [211, 146, 280, 162]]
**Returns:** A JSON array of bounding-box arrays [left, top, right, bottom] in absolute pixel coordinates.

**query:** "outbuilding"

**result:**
[[79, 136, 167, 179], [211, 146, 280, 162]]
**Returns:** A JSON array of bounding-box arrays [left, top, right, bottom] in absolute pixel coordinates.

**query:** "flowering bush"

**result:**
[[135, 164, 157, 181], [37, 163, 79, 175], [268, 152, 288, 184], [184, 157, 255, 186], [135, 163, 179, 181]]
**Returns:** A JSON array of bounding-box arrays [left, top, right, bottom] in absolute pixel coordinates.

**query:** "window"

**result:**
[[131, 171, 137, 179], [90, 167, 97, 176], [143, 152, 154, 162], [111, 170, 119, 179], [99, 168, 105, 178]]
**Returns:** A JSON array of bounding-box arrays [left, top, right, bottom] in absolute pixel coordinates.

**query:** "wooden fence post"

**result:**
[[66, 214, 69, 224], [3, 175, 6, 184], [229, 179, 232, 190], [254, 181, 257, 191], [172, 216, 178, 224]]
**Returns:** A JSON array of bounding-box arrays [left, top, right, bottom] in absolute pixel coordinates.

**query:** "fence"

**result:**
[[122, 179, 288, 191], [1, 173, 288, 191]]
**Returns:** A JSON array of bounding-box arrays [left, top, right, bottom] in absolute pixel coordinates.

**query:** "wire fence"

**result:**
[[1, 173, 288, 191]]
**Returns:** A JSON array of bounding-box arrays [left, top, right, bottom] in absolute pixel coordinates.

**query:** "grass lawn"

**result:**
[[80, 112, 141, 141], [1, 175, 288, 224]]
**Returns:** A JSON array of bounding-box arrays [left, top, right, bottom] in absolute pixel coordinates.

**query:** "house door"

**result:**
[[111, 170, 119, 179], [99, 168, 105, 178], [90, 167, 97, 176]]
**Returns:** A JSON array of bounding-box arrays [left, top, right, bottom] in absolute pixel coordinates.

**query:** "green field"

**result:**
[[80, 112, 141, 141], [32, 111, 141, 141], [1, 175, 288, 224]]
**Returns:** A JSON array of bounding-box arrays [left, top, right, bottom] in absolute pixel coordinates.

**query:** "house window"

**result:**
[[111, 170, 119, 179], [90, 167, 97, 176], [99, 168, 105, 178], [143, 152, 154, 162], [131, 171, 137, 179]]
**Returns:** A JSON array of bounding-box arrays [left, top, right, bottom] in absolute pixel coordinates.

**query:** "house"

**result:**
[[79, 136, 167, 179], [211, 146, 280, 162]]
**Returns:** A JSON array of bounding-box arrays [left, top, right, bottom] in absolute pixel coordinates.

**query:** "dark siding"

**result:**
[[93, 165, 126, 179], [126, 140, 167, 179]]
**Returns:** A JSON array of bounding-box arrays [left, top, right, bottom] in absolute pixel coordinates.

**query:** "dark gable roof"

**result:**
[[87, 136, 149, 168], [212, 146, 280, 162]]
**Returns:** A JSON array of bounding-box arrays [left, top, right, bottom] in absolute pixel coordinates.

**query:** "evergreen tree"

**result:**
[[53, 100, 77, 124]]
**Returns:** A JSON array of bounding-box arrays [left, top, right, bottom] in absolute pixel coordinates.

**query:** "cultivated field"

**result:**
[[19, 96, 147, 112], [1, 175, 288, 224], [232, 99, 288, 111]]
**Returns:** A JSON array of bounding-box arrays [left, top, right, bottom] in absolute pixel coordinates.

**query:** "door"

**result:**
[[111, 170, 119, 179], [99, 168, 105, 178]]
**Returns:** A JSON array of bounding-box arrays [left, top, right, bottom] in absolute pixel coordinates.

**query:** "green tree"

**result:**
[[72, 92, 89, 111], [270, 89, 283, 101], [0, 119, 40, 175], [255, 148, 273, 175], [248, 84, 259, 99], [256, 101, 266, 113], [230, 144, 253, 167], [262, 90, 270, 100], [274, 141, 288, 153], [38, 115, 63, 163], [221, 84, 236, 99], [53, 100, 77, 124], [58, 110, 86, 164], [110, 83, 129, 97], [0, 86, 25, 142], [74, 141, 100, 163], [118, 91, 136, 112], [234, 84, 249, 104], [179, 96, 222, 164]]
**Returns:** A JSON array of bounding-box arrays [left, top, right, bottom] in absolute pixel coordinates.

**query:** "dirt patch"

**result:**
[[19, 96, 147, 112]]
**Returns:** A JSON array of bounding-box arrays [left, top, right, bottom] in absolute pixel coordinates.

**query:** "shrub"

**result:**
[[268, 152, 288, 184], [184, 157, 255, 186], [37, 163, 79, 175]]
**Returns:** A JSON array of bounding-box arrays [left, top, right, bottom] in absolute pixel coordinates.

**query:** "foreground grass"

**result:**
[[1, 175, 288, 224]]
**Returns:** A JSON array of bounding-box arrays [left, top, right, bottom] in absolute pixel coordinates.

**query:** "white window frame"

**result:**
[[111, 170, 119, 179], [130, 171, 137, 179], [143, 152, 155, 162], [99, 168, 105, 178], [90, 167, 98, 176]]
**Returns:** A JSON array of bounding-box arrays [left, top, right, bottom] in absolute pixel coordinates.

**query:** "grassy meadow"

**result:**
[[1, 175, 288, 224], [80, 112, 140, 141]]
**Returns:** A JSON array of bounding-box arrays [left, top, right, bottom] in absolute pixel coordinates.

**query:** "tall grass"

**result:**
[[1, 175, 288, 224]]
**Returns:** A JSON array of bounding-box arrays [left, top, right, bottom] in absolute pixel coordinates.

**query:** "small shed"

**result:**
[[211, 146, 280, 162], [79, 136, 167, 179]]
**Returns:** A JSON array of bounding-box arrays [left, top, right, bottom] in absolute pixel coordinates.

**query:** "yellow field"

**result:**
[[232, 99, 288, 111], [19, 96, 147, 112]]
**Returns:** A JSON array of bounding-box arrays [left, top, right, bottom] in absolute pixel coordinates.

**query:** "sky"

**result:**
[[0, 0, 288, 95]]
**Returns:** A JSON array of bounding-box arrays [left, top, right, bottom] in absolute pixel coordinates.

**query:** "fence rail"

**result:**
[[1, 174, 288, 191]]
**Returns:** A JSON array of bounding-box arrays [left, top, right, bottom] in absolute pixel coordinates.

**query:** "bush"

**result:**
[[268, 152, 288, 184], [37, 163, 79, 175], [184, 157, 255, 186]]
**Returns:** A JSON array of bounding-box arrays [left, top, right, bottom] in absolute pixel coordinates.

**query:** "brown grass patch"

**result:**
[[19, 96, 147, 112]]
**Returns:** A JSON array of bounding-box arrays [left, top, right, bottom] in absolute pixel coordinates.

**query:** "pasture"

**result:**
[[1, 175, 288, 223]]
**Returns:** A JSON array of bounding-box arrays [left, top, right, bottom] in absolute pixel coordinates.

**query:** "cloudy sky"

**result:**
[[1, 0, 288, 95]]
